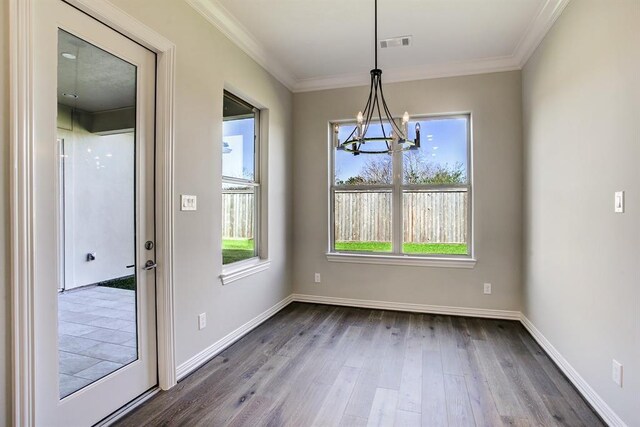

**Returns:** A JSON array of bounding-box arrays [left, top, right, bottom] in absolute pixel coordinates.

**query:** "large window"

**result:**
[[330, 115, 471, 259], [222, 91, 260, 265]]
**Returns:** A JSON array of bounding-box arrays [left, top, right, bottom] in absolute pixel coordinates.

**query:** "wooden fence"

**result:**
[[334, 191, 468, 243], [222, 192, 254, 239], [223, 190, 468, 244]]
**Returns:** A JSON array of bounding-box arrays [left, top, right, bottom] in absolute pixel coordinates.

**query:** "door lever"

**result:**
[[143, 260, 157, 271]]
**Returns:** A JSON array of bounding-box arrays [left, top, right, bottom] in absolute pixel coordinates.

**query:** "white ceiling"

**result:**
[[58, 29, 136, 112], [188, 0, 570, 92]]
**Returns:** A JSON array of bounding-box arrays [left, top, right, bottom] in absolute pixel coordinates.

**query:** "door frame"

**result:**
[[9, 1, 177, 425]]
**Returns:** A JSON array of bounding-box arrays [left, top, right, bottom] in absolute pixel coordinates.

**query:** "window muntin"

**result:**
[[222, 92, 259, 265], [331, 115, 471, 258]]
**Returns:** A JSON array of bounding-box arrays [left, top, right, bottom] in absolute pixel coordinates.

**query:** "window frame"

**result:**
[[328, 113, 475, 267], [221, 90, 267, 276]]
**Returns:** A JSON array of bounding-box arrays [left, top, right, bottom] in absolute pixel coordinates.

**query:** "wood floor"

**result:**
[[116, 303, 603, 427]]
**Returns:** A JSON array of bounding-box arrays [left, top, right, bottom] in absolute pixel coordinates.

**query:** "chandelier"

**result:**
[[334, 0, 420, 155]]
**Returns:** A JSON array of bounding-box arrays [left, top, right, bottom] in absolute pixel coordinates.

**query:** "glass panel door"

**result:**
[[56, 29, 139, 399]]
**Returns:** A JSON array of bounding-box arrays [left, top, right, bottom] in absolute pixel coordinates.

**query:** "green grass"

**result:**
[[223, 239, 256, 264], [97, 275, 136, 291], [335, 241, 468, 255]]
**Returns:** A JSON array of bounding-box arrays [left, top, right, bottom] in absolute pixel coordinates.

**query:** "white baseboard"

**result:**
[[176, 294, 294, 380], [291, 293, 521, 320], [520, 315, 627, 427]]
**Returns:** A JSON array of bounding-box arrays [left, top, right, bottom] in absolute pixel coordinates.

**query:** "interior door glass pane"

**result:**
[[222, 183, 257, 264], [334, 190, 392, 252], [403, 117, 468, 184], [57, 29, 138, 399], [402, 190, 469, 255]]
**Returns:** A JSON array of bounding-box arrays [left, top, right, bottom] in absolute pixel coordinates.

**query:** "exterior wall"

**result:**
[[522, 1, 640, 425], [58, 110, 135, 290], [292, 71, 523, 311]]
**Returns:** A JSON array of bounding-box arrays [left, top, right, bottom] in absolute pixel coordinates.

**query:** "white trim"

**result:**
[[65, 0, 178, 392], [326, 253, 476, 269], [10, 1, 177, 424], [176, 294, 294, 380], [291, 294, 519, 320], [520, 315, 627, 427], [513, 0, 571, 67], [64, 0, 178, 391], [94, 387, 160, 427], [185, 0, 297, 91], [294, 56, 520, 93], [184, 0, 570, 93], [220, 259, 271, 285], [9, 0, 36, 425]]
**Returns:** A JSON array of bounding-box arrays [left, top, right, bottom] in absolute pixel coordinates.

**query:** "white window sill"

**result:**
[[220, 258, 271, 285], [326, 252, 476, 269]]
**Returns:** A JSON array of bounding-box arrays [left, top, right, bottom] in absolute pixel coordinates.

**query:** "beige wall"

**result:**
[[1, 0, 9, 424], [1, 1, 292, 423], [522, 1, 640, 425], [292, 72, 523, 311]]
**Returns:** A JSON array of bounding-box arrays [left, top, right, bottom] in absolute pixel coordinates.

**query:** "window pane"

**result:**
[[334, 122, 393, 185], [334, 190, 392, 252], [223, 95, 255, 181], [403, 117, 468, 184], [402, 190, 468, 255], [222, 183, 256, 264]]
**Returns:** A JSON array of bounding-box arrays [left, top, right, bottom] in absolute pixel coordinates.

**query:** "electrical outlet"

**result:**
[[314, 273, 321, 283], [198, 313, 207, 330], [483, 283, 492, 295], [612, 359, 623, 387]]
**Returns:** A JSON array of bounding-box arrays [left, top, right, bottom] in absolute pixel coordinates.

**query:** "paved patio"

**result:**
[[58, 286, 137, 398]]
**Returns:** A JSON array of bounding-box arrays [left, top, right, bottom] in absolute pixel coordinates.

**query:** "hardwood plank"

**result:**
[[340, 414, 368, 427], [116, 304, 603, 427], [397, 314, 423, 413], [443, 374, 475, 427], [344, 311, 396, 419], [366, 388, 399, 427], [312, 365, 361, 427], [394, 409, 422, 427], [421, 349, 447, 427]]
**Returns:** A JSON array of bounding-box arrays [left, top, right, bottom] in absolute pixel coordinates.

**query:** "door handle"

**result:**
[[143, 260, 157, 271]]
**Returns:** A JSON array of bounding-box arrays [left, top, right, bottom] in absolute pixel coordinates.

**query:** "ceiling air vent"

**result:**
[[380, 36, 412, 49]]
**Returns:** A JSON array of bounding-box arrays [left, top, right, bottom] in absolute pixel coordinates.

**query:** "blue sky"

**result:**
[[335, 117, 468, 183], [222, 118, 255, 180]]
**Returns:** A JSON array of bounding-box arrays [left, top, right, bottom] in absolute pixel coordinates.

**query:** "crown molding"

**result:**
[[513, 0, 571, 67], [185, 0, 570, 93], [293, 55, 520, 93], [186, 0, 297, 91]]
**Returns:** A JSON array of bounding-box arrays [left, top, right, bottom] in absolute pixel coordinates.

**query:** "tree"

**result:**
[[359, 154, 392, 184], [337, 150, 465, 186]]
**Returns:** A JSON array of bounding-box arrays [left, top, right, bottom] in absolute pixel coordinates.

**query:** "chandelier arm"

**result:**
[[378, 82, 406, 136], [362, 74, 375, 114], [362, 82, 378, 137], [375, 86, 388, 140]]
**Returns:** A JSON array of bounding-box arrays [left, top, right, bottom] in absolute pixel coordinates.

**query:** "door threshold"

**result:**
[[95, 386, 160, 426]]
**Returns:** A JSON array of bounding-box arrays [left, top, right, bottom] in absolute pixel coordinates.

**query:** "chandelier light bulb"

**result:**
[[402, 111, 410, 124], [357, 111, 364, 124]]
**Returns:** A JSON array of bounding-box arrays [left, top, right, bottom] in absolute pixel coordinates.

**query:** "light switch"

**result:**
[[614, 191, 624, 213], [181, 194, 197, 211]]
